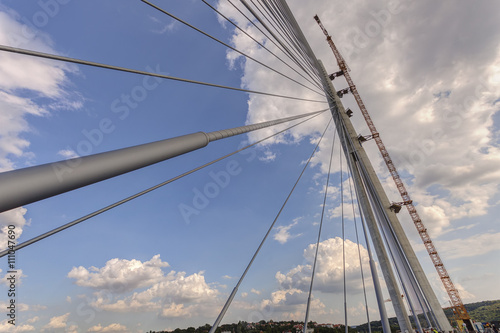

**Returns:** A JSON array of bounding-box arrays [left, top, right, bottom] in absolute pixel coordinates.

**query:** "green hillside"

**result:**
[[355, 299, 500, 332], [463, 300, 500, 322]]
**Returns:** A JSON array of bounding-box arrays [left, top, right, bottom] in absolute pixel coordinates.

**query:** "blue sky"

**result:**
[[1, 1, 500, 332]]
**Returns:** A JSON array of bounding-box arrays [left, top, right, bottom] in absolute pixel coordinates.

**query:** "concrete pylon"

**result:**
[[317, 60, 413, 333], [317, 59, 452, 333]]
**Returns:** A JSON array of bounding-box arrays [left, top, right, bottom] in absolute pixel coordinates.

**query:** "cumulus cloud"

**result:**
[[0, 269, 25, 287], [259, 149, 277, 162], [0, 302, 47, 313], [88, 323, 129, 333], [0, 207, 29, 253], [159, 303, 196, 318], [0, 319, 35, 332], [0, 9, 81, 171], [274, 221, 302, 244], [276, 237, 370, 294], [260, 288, 329, 320], [68, 254, 169, 293], [215, 0, 329, 147], [68, 255, 220, 319], [256, 237, 371, 321], [42, 313, 73, 331], [327, 178, 361, 221], [57, 149, 79, 159], [250, 288, 261, 295], [433, 232, 500, 259]]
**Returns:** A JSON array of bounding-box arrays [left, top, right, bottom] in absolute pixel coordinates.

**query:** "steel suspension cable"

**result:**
[[339, 115, 413, 325], [208, 118, 333, 333], [256, 0, 321, 83], [357, 161, 424, 333], [227, 0, 321, 88], [140, 0, 325, 97], [347, 174, 372, 333], [303, 129, 337, 333], [340, 140, 348, 333], [226, 0, 292, 66], [272, 0, 323, 82], [238, 0, 321, 84], [0, 110, 328, 258], [255, 0, 313, 71], [0, 45, 326, 103], [330, 99, 397, 333], [251, 0, 290, 48], [269, 0, 321, 75], [201, 0, 324, 92], [350, 165, 391, 333], [356, 160, 434, 330]]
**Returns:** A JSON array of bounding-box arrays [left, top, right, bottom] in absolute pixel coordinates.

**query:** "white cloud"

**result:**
[[215, 0, 329, 147], [0, 319, 35, 332], [42, 312, 70, 330], [68, 254, 169, 293], [261, 288, 304, 308], [0, 270, 26, 287], [149, 16, 177, 34], [0, 9, 81, 134], [250, 288, 261, 295], [260, 288, 329, 320], [434, 232, 500, 259], [0, 207, 29, 252], [89, 270, 219, 314], [273, 221, 302, 244], [88, 323, 129, 333], [276, 237, 370, 294], [69, 255, 220, 319], [159, 303, 196, 319], [326, 177, 361, 221], [0, 91, 45, 172], [57, 149, 79, 159], [0, 302, 47, 312], [258, 149, 277, 162]]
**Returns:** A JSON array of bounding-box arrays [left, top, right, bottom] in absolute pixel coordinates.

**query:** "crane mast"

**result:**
[[314, 15, 472, 328]]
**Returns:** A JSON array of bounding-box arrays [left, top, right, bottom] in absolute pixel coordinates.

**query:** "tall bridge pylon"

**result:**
[[316, 59, 453, 333]]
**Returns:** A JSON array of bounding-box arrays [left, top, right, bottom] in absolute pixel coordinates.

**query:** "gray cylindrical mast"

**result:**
[[0, 132, 209, 213], [0, 110, 325, 213]]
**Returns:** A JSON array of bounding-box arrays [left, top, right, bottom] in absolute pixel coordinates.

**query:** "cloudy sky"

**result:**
[[0, 0, 499, 332]]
